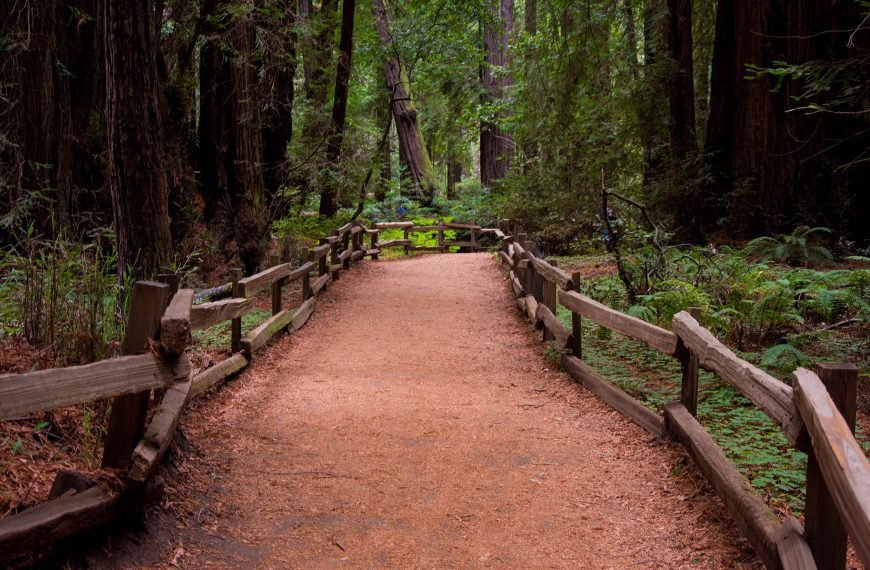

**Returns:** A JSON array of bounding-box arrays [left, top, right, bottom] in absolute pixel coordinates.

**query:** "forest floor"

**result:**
[[78, 253, 758, 568]]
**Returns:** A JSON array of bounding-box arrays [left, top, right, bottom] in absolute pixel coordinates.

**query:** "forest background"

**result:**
[[0, 0, 868, 521]]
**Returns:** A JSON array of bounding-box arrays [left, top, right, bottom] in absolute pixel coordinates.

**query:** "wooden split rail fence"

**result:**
[[496, 219, 869, 570], [0, 216, 865, 569], [0, 218, 496, 564]]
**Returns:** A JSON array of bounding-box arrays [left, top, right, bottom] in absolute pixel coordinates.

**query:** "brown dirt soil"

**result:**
[[84, 253, 759, 568]]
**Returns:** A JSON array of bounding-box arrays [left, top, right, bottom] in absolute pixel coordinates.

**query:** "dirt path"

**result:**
[[87, 254, 757, 568]]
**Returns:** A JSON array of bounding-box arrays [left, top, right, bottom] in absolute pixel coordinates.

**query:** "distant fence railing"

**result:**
[[0, 218, 500, 564], [496, 219, 868, 570]]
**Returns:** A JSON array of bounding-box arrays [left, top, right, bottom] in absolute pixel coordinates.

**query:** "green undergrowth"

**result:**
[[553, 292, 868, 516], [192, 307, 271, 351], [376, 217, 460, 259]]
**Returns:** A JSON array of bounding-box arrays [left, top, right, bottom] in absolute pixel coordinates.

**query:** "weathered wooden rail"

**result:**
[[0, 217, 500, 565], [496, 219, 868, 570], [1, 216, 866, 569]]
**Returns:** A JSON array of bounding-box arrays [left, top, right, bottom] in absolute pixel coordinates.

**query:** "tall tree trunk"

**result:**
[[105, 0, 172, 281], [376, 101, 392, 202], [525, 0, 536, 34], [665, 0, 696, 158], [704, 1, 794, 234], [371, 0, 439, 204], [198, 0, 225, 222], [320, 0, 357, 217], [260, 2, 297, 203], [300, 0, 337, 130], [480, 0, 514, 187], [227, 7, 266, 274], [446, 136, 462, 200]]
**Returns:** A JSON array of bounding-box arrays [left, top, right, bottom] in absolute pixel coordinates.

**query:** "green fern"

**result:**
[[760, 343, 812, 374], [745, 226, 834, 267]]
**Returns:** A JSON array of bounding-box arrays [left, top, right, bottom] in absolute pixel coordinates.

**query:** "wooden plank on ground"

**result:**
[[0, 481, 161, 565], [664, 401, 784, 569], [237, 263, 292, 297], [672, 311, 803, 446], [159, 289, 194, 357], [775, 517, 816, 570], [292, 297, 316, 331], [312, 273, 330, 296], [351, 250, 365, 261], [375, 239, 412, 248], [793, 368, 870, 565], [499, 251, 513, 267], [189, 353, 249, 400], [190, 297, 254, 330], [338, 249, 352, 262], [509, 271, 524, 297], [529, 257, 574, 289], [365, 248, 381, 257], [240, 310, 294, 354], [562, 355, 663, 436], [128, 374, 193, 483], [525, 295, 539, 325], [561, 290, 679, 356], [0, 355, 190, 420], [536, 304, 572, 349]]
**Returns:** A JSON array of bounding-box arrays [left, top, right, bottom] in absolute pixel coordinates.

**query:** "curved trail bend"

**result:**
[[91, 253, 754, 568]]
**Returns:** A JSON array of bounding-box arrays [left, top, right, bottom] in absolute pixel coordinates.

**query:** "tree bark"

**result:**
[[480, 0, 514, 187], [321, 0, 357, 217], [665, 0, 695, 157], [525, 0, 536, 34], [261, 1, 297, 203], [226, 7, 266, 274], [371, 0, 439, 204], [105, 0, 172, 281]]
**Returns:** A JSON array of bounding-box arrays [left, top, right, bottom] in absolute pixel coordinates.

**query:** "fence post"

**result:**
[[301, 248, 311, 300], [270, 255, 283, 315], [156, 273, 180, 296], [437, 219, 445, 251], [101, 281, 171, 469], [571, 271, 583, 359], [341, 229, 351, 270], [231, 268, 243, 352], [370, 222, 379, 260], [542, 277, 557, 342], [319, 237, 329, 281], [804, 362, 858, 570], [471, 220, 478, 251], [330, 231, 340, 281], [403, 225, 410, 255], [679, 307, 702, 416]]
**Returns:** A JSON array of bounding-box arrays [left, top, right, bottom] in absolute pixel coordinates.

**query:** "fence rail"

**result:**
[[496, 218, 868, 570], [0, 217, 502, 564], [1, 216, 866, 569]]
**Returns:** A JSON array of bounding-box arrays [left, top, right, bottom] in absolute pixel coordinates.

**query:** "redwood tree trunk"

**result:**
[[371, 0, 439, 204], [227, 9, 266, 274], [261, 1, 297, 202], [665, 0, 695, 158], [321, 0, 357, 217], [480, 0, 514, 186], [105, 0, 172, 281]]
